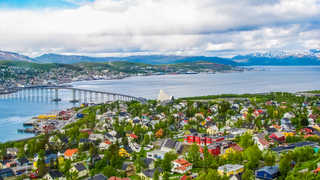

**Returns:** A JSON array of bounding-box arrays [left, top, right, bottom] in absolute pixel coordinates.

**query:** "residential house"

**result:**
[[89, 134, 105, 141], [108, 177, 131, 180], [0, 168, 15, 179], [120, 162, 135, 176], [280, 118, 294, 131], [33, 153, 58, 169], [6, 148, 18, 157], [87, 174, 107, 180], [229, 128, 248, 136], [223, 144, 243, 157], [104, 132, 118, 143], [271, 141, 318, 154], [44, 170, 66, 180], [161, 139, 182, 153], [147, 150, 166, 160], [171, 158, 192, 174], [64, 148, 78, 160], [253, 134, 271, 151], [129, 142, 141, 152], [283, 112, 295, 119], [207, 125, 219, 135], [217, 164, 244, 177], [202, 144, 220, 156], [99, 140, 111, 151], [229, 174, 241, 180], [140, 168, 162, 180], [185, 133, 224, 146], [142, 158, 155, 169], [269, 132, 285, 143], [255, 166, 280, 180], [70, 163, 88, 178]]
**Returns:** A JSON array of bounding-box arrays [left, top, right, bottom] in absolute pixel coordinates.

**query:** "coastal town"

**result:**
[[0, 61, 243, 94], [1, 90, 320, 180]]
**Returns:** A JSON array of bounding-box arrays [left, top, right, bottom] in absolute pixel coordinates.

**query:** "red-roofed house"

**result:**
[[269, 132, 285, 143], [253, 135, 271, 151], [64, 148, 78, 160], [172, 158, 192, 174], [181, 175, 192, 180]]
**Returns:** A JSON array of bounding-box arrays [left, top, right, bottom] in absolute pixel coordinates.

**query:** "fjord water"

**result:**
[[0, 90, 77, 142], [1, 66, 320, 142]]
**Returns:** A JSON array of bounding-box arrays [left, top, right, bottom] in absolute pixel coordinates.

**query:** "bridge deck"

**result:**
[[11, 85, 147, 102]]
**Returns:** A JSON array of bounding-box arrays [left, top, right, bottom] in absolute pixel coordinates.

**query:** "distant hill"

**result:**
[[1, 49, 320, 66], [35, 54, 237, 66], [34, 53, 110, 64], [0, 50, 35, 62], [232, 50, 320, 66]]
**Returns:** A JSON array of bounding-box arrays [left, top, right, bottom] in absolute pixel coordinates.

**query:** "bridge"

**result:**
[[0, 85, 146, 103]]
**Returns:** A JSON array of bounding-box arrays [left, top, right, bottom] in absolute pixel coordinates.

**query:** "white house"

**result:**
[[70, 163, 88, 178], [171, 158, 192, 174]]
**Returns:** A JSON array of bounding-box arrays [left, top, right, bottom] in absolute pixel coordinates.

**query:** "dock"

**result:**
[[23, 120, 35, 126], [17, 128, 38, 134]]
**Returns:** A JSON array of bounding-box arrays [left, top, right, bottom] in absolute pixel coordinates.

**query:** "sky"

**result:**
[[0, 0, 319, 57]]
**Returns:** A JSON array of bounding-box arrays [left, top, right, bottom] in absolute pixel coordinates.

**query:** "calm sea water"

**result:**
[[1, 66, 320, 142]]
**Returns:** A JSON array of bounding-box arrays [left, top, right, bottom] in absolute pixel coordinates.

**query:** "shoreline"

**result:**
[[2, 90, 320, 144], [0, 68, 248, 95]]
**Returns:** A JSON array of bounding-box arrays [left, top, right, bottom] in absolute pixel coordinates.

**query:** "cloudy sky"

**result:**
[[0, 0, 319, 57]]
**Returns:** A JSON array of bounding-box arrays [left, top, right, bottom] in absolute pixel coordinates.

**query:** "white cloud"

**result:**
[[0, 0, 319, 57], [206, 43, 234, 51]]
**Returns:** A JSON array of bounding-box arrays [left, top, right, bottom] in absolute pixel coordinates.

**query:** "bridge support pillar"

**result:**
[[90, 92, 93, 102], [101, 93, 104, 103], [70, 89, 79, 103], [53, 88, 61, 102]]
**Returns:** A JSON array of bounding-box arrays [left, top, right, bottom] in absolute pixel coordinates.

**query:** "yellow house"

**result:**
[[222, 145, 243, 158], [207, 125, 218, 135], [283, 132, 294, 137], [119, 148, 130, 157], [218, 164, 244, 176]]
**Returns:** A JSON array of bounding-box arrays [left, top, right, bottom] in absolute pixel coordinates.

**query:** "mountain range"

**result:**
[[0, 49, 320, 66]]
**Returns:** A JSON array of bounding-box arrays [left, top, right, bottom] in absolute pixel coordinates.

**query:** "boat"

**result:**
[[185, 71, 199, 74]]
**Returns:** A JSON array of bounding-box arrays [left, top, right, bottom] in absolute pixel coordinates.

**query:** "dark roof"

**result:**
[[143, 158, 154, 167], [272, 141, 318, 153], [256, 166, 279, 175], [48, 170, 64, 178], [124, 145, 133, 154], [87, 174, 107, 180], [121, 162, 132, 170], [17, 157, 29, 165], [162, 139, 177, 149], [80, 138, 91, 143], [189, 128, 197, 133], [74, 163, 86, 172], [142, 168, 162, 178], [0, 168, 14, 177]]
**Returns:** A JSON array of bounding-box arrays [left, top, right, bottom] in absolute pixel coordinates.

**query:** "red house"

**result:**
[[185, 133, 225, 146], [200, 144, 221, 156], [269, 132, 285, 142]]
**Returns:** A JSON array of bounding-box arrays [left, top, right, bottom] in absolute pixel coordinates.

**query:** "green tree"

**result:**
[[187, 144, 201, 167], [244, 145, 262, 170], [143, 134, 150, 145], [37, 158, 47, 177], [279, 153, 292, 178], [103, 165, 118, 177], [242, 169, 255, 180], [161, 152, 177, 172], [239, 133, 254, 149], [153, 169, 160, 180], [263, 150, 276, 166]]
